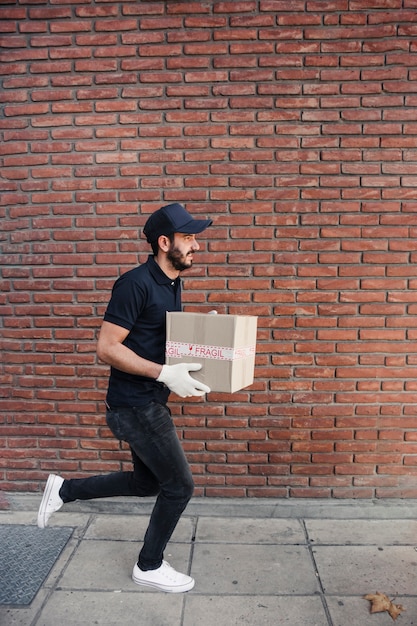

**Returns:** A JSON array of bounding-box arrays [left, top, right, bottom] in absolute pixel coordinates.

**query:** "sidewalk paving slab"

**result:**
[[306, 519, 417, 545], [37, 590, 184, 626], [57, 540, 192, 592], [313, 545, 417, 596], [182, 595, 328, 626], [191, 544, 319, 595]]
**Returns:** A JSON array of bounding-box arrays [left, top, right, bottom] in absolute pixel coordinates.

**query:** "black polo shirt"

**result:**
[[103, 255, 181, 407]]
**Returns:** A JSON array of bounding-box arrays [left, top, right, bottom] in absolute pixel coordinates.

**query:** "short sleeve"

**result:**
[[103, 271, 145, 331]]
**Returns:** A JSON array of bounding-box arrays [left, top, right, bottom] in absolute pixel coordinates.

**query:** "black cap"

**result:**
[[143, 203, 212, 243]]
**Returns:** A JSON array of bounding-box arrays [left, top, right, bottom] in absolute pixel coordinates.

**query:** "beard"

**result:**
[[167, 244, 193, 272]]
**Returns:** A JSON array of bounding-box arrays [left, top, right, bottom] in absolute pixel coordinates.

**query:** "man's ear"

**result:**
[[157, 234, 170, 252]]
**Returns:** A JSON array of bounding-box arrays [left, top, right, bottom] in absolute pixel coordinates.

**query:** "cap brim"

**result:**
[[177, 218, 213, 234]]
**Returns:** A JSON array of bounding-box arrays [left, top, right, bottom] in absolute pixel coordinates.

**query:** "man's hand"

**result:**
[[157, 363, 211, 397]]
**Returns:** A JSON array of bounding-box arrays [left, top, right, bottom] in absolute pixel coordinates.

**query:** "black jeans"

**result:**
[[59, 402, 194, 570]]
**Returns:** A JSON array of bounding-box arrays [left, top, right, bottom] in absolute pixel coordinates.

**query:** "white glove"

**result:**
[[157, 363, 211, 398]]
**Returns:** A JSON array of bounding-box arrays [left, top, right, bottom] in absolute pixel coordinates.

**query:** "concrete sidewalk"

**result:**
[[1, 496, 417, 626]]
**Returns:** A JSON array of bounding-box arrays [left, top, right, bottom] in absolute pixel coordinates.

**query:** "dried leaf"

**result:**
[[364, 591, 405, 621]]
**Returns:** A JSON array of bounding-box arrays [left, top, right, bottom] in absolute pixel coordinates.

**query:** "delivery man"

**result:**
[[37, 203, 212, 593]]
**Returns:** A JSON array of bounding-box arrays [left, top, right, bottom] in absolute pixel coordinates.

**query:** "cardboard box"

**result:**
[[165, 312, 257, 393]]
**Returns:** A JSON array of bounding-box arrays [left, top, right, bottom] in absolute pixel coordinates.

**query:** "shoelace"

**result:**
[[161, 561, 185, 581]]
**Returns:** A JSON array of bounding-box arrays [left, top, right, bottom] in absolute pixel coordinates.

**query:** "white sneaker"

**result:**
[[37, 474, 64, 528], [132, 561, 195, 593]]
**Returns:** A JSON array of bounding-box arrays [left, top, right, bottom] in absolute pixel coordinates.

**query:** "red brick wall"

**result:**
[[2, 0, 417, 498]]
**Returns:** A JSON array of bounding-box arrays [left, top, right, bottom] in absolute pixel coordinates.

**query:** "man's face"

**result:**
[[167, 232, 200, 272]]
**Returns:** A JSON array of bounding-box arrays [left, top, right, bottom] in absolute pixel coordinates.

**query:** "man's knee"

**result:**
[[163, 473, 194, 502], [182, 474, 194, 500]]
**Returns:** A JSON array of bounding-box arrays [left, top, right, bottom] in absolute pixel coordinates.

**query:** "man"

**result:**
[[37, 203, 212, 593]]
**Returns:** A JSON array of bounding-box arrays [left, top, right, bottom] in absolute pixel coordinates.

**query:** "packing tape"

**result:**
[[166, 341, 255, 361]]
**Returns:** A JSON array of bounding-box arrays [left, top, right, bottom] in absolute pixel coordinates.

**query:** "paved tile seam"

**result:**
[[299, 520, 334, 626]]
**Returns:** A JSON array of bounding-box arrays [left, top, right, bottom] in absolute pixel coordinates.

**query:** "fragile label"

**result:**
[[166, 341, 255, 361]]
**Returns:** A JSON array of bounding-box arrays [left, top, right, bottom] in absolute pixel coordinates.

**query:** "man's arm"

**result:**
[[97, 320, 210, 397], [97, 320, 162, 379]]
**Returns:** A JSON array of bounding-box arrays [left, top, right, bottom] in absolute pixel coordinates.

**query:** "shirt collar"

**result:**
[[147, 254, 181, 286]]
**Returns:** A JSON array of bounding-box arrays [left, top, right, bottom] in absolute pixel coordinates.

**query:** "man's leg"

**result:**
[[37, 409, 161, 528], [136, 423, 194, 571], [108, 402, 194, 570], [123, 402, 195, 592], [60, 452, 160, 502]]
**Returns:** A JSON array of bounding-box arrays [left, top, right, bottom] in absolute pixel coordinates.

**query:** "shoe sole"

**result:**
[[132, 572, 195, 593], [37, 474, 57, 529]]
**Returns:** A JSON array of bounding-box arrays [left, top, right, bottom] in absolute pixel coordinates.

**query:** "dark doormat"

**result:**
[[0, 525, 74, 606]]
